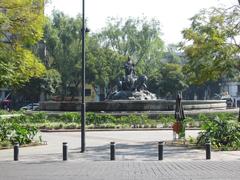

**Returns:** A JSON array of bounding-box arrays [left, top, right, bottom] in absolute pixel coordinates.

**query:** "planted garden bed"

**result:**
[[1, 111, 239, 151]]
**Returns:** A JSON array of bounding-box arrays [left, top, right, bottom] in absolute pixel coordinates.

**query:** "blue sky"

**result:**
[[45, 0, 238, 45]]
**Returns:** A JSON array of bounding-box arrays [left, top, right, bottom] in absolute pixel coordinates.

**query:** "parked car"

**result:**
[[20, 103, 40, 111]]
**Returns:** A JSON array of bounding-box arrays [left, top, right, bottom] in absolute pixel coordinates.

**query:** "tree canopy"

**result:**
[[43, 13, 186, 99], [0, 0, 46, 87], [181, 5, 240, 85], [97, 17, 164, 77]]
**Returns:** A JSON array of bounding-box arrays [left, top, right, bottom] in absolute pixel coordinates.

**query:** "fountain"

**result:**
[[40, 57, 227, 112], [107, 57, 156, 100]]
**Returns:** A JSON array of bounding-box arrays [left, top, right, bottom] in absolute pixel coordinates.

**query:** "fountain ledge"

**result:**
[[40, 100, 227, 112]]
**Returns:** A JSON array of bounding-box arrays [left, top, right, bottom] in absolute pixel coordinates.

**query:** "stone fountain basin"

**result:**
[[40, 100, 226, 112]]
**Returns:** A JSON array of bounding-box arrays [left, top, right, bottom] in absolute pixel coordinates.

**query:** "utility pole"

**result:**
[[81, 0, 86, 153]]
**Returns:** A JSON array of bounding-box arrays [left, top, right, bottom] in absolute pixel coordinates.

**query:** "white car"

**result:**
[[20, 103, 40, 111]]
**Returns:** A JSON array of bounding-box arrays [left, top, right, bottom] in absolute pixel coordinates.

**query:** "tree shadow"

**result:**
[[70, 142, 206, 161]]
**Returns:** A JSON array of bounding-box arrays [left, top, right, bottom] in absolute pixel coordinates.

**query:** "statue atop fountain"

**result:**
[[107, 57, 156, 100]]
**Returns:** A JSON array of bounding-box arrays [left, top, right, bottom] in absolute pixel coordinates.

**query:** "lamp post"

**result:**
[[81, 0, 89, 153], [81, 0, 86, 153]]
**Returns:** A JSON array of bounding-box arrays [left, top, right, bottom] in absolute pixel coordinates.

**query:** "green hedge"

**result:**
[[0, 117, 39, 146]]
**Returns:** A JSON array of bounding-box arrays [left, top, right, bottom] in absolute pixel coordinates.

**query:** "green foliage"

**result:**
[[158, 115, 175, 127], [0, 118, 39, 145], [98, 17, 164, 77], [40, 69, 62, 95], [0, 0, 46, 87], [44, 12, 128, 96], [0, 109, 11, 115], [30, 112, 48, 123], [181, 6, 240, 84], [197, 115, 240, 150], [184, 116, 195, 127], [44, 11, 84, 96], [87, 41, 126, 89], [63, 123, 79, 129], [91, 114, 116, 125], [147, 45, 187, 97], [158, 63, 187, 97], [60, 112, 80, 123], [44, 13, 188, 96]]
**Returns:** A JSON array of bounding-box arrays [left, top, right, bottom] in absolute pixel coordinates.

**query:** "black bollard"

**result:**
[[206, 141, 211, 160], [14, 143, 19, 161], [110, 142, 115, 160], [63, 142, 68, 161], [158, 141, 164, 160]]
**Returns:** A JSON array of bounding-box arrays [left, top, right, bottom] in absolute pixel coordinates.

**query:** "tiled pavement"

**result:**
[[0, 131, 239, 179], [0, 160, 239, 180]]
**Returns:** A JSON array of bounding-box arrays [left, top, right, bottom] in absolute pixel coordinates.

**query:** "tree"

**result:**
[[148, 63, 187, 98], [43, 11, 84, 97], [97, 17, 164, 77], [0, 0, 46, 87], [162, 44, 183, 64], [181, 5, 240, 85], [40, 69, 61, 96], [44, 12, 127, 99], [87, 38, 126, 99]]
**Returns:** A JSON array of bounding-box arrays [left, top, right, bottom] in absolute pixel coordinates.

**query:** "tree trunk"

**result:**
[[40, 92, 45, 101], [99, 86, 105, 101]]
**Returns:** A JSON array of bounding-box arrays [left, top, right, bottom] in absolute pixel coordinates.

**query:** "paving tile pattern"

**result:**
[[0, 160, 239, 180]]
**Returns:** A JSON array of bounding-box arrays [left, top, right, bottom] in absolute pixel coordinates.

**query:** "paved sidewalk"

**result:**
[[0, 130, 239, 162], [0, 131, 239, 179], [0, 160, 239, 180]]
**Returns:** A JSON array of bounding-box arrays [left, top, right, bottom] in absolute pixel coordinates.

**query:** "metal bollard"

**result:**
[[110, 142, 115, 160], [158, 141, 164, 160], [63, 142, 68, 161], [14, 143, 19, 161], [206, 141, 211, 160]]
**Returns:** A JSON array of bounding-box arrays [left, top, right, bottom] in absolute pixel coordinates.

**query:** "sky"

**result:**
[[45, 0, 238, 45]]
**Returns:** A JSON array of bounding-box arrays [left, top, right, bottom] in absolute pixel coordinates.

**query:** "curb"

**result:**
[[40, 128, 200, 132]]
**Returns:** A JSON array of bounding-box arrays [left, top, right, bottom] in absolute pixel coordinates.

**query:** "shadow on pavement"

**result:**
[[70, 142, 205, 161]]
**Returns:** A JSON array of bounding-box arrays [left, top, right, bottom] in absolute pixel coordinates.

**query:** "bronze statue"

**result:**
[[124, 57, 135, 77], [107, 56, 156, 100]]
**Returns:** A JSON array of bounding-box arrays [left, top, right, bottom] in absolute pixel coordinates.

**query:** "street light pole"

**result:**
[[81, 0, 86, 153]]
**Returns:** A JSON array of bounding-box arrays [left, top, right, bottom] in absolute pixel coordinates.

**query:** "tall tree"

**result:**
[[87, 36, 126, 98], [87, 36, 126, 89], [181, 5, 240, 85], [148, 63, 187, 98], [97, 17, 164, 77], [44, 11, 84, 97], [0, 0, 46, 87], [44, 12, 127, 99]]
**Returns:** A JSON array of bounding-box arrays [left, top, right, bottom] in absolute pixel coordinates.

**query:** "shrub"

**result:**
[[0, 118, 39, 145], [93, 114, 116, 125], [86, 112, 96, 125], [60, 112, 80, 123], [86, 124, 95, 129], [30, 112, 48, 123], [159, 116, 175, 127], [0, 110, 10, 115], [197, 115, 240, 150], [63, 123, 79, 129]]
